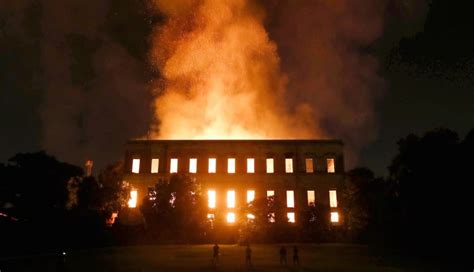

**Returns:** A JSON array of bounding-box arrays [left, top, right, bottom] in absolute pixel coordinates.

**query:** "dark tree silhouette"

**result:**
[[141, 174, 207, 243]]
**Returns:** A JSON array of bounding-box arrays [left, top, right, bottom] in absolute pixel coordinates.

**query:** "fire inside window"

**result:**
[[287, 212, 296, 223], [189, 158, 197, 173], [227, 158, 236, 173], [305, 158, 314, 173], [286, 190, 295, 208], [227, 190, 236, 208], [227, 212, 236, 223], [331, 212, 339, 223], [247, 190, 255, 203], [151, 158, 159, 173], [128, 190, 138, 208], [208, 158, 216, 173], [266, 158, 274, 173], [208, 190, 216, 209], [307, 190, 315, 206], [170, 158, 178, 173], [329, 190, 338, 208], [285, 158, 293, 173], [132, 159, 140, 173], [247, 158, 255, 173], [327, 158, 335, 173]]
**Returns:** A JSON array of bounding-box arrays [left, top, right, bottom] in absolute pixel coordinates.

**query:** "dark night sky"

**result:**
[[0, 0, 473, 175]]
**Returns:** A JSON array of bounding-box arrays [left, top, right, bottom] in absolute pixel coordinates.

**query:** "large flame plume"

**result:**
[[148, 0, 320, 139]]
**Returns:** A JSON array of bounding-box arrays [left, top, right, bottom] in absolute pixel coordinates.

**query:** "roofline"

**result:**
[[126, 139, 344, 145]]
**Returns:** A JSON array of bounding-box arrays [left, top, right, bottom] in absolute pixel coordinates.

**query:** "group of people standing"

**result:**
[[212, 244, 300, 268], [279, 245, 299, 266]]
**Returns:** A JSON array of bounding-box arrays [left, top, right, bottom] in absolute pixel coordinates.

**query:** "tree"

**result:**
[[388, 128, 469, 259], [141, 174, 207, 242]]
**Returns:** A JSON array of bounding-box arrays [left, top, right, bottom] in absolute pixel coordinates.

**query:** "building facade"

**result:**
[[123, 139, 344, 224]]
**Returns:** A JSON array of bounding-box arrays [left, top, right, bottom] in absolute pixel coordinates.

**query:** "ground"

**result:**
[[0, 244, 439, 272]]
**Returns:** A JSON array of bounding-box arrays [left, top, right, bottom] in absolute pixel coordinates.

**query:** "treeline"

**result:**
[[0, 152, 129, 256]]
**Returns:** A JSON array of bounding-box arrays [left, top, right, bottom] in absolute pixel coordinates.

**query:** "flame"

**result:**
[[149, 0, 320, 139]]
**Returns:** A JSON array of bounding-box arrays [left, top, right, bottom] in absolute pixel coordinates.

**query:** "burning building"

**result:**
[[124, 139, 344, 224]]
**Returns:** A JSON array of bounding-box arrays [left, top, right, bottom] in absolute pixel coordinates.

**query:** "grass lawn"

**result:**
[[0, 243, 439, 272]]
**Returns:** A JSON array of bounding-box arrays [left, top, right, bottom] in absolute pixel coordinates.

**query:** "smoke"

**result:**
[[148, 0, 320, 139], [148, 0, 428, 165], [265, 0, 387, 164], [0, 0, 151, 170]]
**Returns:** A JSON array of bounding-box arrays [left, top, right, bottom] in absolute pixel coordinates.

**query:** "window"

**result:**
[[267, 190, 275, 197], [329, 190, 338, 208], [269, 212, 275, 223], [327, 158, 335, 173], [189, 158, 197, 173], [285, 158, 293, 173], [227, 190, 236, 208], [227, 212, 236, 223], [128, 190, 137, 208], [247, 190, 255, 203], [227, 158, 236, 173], [266, 158, 274, 173], [208, 190, 216, 209], [305, 158, 314, 173], [307, 190, 315, 206], [247, 158, 255, 173], [151, 158, 159, 173], [286, 190, 295, 208], [170, 158, 178, 173], [208, 158, 216, 173], [132, 159, 140, 173], [287, 212, 296, 223], [331, 212, 339, 223], [207, 213, 215, 221]]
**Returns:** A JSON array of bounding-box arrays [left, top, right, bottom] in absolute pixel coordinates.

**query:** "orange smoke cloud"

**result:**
[[148, 0, 320, 139]]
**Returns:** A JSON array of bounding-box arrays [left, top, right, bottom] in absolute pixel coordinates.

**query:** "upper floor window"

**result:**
[[189, 158, 197, 173], [247, 190, 255, 203], [132, 159, 140, 173], [227, 158, 236, 173], [247, 158, 255, 173], [227, 190, 236, 208], [208, 190, 216, 209], [329, 190, 338, 208], [170, 158, 178, 173], [305, 158, 314, 173], [285, 158, 293, 173], [286, 190, 295, 208], [307, 190, 315, 206], [327, 158, 335, 173], [208, 158, 216, 173], [266, 158, 274, 173], [151, 158, 159, 173]]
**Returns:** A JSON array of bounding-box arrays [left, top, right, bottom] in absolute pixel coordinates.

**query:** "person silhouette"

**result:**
[[245, 244, 252, 268], [212, 243, 220, 266], [279, 246, 287, 266], [293, 246, 299, 266]]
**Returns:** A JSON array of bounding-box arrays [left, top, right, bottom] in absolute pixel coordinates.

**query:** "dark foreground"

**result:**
[[0, 244, 443, 272]]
